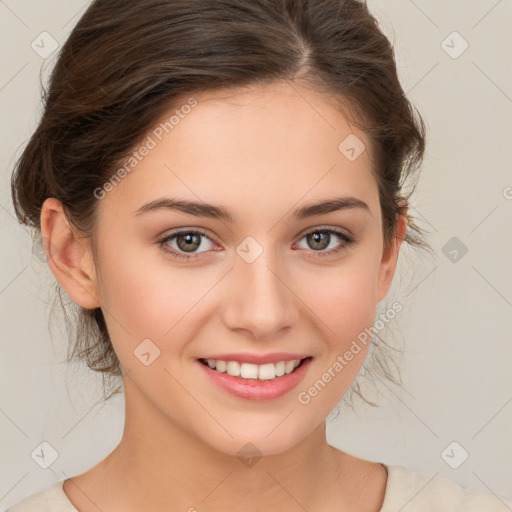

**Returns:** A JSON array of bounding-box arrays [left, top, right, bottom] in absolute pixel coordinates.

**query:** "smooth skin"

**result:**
[[41, 80, 407, 512]]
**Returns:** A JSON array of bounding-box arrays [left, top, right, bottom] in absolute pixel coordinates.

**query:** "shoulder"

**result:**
[[380, 463, 512, 512], [6, 480, 77, 512]]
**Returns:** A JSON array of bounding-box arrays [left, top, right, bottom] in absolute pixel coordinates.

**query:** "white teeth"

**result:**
[[240, 363, 259, 379], [226, 361, 240, 376], [275, 361, 286, 377], [216, 360, 227, 373], [285, 360, 296, 374], [258, 363, 276, 380], [203, 358, 305, 380]]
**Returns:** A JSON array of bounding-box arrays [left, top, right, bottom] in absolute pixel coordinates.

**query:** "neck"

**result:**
[[94, 381, 353, 512]]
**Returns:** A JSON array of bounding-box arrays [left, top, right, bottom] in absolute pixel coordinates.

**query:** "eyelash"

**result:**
[[158, 227, 355, 261]]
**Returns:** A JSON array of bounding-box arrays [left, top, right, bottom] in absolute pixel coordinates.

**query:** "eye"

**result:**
[[158, 226, 355, 261], [158, 229, 217, 260], [295, 227, 355, 258]]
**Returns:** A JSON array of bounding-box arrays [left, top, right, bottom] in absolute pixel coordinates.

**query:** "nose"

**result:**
[[221, 248, 299, 340]]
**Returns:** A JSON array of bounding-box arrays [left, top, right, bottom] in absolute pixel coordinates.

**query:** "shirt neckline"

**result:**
[[53, 464, 396, 512]]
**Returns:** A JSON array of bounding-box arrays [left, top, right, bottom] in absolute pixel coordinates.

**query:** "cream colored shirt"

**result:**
[[6, 463, 512, 511]]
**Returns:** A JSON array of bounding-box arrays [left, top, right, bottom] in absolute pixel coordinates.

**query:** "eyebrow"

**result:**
[[134, 196, 370, 221]]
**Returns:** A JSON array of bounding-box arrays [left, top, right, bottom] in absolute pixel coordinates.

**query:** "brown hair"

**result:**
[[11, 0, 431, 406]]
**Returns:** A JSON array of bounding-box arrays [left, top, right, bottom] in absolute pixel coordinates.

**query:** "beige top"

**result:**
[[6, 463, 512, 511]]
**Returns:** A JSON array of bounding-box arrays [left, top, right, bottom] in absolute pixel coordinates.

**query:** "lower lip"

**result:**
[[198, 358, 313, 401]]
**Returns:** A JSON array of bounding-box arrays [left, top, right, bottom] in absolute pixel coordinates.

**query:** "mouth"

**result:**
[[197, 356, 313, 400], [198, 356, 313, 381]]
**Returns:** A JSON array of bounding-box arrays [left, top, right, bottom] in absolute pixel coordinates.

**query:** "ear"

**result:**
[[376, 202, 408, 303], [40, 197, 100, 309]]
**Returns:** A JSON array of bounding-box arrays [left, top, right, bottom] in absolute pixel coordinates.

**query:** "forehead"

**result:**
[[169, 80, 368, 151], [100, 81, 378, 220]]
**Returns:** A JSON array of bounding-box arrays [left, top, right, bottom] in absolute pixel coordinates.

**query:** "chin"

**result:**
[[196, 420, 313, 460]]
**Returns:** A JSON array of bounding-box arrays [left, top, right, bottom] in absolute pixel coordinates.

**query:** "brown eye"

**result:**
[[305, 231, 331, 251], [176, 232, 202, 252], [159, 229, 215, 260], [296, 228, 354, 258]]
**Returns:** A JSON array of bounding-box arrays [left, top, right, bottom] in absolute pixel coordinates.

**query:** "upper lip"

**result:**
[[199, 353, 311, 365]]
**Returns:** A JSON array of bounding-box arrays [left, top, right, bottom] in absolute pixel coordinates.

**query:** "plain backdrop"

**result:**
[[1, 0, 511, 509]]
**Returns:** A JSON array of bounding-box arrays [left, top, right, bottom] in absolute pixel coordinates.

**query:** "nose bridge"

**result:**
[[222, 239, 297, 339]]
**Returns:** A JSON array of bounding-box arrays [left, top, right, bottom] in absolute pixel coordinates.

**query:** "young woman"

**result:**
[[8, 0, 512, 511]]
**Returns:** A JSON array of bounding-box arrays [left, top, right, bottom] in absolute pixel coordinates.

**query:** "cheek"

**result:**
[[301, 254, 381, 339], [96, 244, 218, 350], [294, 263, 379, 411]]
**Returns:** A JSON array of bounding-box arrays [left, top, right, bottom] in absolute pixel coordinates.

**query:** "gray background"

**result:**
[[1, 0, 511, 508]]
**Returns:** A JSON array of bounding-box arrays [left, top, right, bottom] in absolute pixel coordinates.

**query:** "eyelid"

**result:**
[[159, 227, 220, 248], [297, 224, 353, 240], [159, 226, 218, 243]]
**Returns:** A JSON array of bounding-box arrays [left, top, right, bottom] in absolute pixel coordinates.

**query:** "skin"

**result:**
[[41, 80, 407, 512]]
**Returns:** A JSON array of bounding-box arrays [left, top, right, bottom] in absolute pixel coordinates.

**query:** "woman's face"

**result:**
[[87, 81, 404, 456]]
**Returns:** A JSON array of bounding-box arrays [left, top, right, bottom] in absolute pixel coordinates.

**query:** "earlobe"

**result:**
[[376, 205, 408, 303], [40, 197, 100, 309]]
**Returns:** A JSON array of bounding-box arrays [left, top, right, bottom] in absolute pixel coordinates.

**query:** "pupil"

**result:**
[[309, 232, 328, 250], [179, 233, 200, 252]]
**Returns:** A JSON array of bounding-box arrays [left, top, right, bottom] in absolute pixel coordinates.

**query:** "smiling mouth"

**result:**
[[198, 357, 313, 381]]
